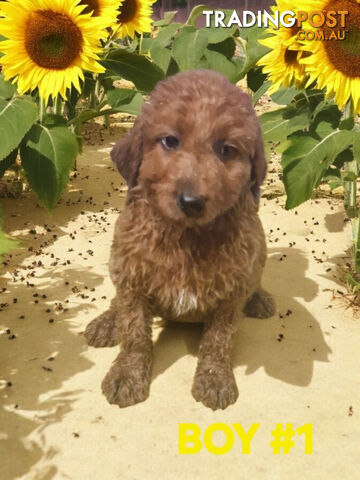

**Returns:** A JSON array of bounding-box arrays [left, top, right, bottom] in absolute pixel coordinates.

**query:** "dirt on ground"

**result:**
[[1, 113, 360, 480]]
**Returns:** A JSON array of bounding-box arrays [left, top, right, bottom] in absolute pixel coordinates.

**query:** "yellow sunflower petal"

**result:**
[[257, 0, 310, 93], [114, 0, 156, 39], [298, 0, 360, 113], [0, 0, 110, 101]]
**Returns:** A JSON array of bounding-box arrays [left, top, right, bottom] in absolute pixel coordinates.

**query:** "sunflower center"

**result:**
[[117, 0, 138, 23], [78, 0, 100, 16], [340, 28, 360, 55], [323, 0, 360, 77], [284, 48, 298, 65], [25, 10, 83, 70]]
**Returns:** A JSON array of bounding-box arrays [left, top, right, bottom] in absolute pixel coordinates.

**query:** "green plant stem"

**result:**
[[351, 218, 360, 272], [55, 96, 63, 116], [103, 114, 110, 129], [39, 98, 46, 124], [343, 100, 360, 272], [344, 100, 357, 217], [67, 107, 117, 126], [89, 89, 96, 110]]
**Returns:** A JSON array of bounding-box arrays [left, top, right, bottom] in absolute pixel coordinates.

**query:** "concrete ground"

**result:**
[[1, 128, 359, 480]]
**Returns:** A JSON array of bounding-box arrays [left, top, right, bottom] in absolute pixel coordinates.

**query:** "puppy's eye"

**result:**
[[221, 144, 238, 157], [161, 135, 179, 150], [213, 140, 238, 161]]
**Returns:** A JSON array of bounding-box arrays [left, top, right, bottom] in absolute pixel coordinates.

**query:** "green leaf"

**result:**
[[0, 207, 20, 261], [340, 117, 355, 130], [207, 37, 235, 59], [73, 109, 98, 125], [260, 108, 310, 144], [0, 229, 20, 260], [247, 68, 267, 93], [232, 56, 246, 78], [154, 11, 178, 27], [324, 175, 342, 191], [139, 38, 153, 54], [0, 74, 16, 100], [166, 57, 180, 76], [292, 89, 324, 113], [0, 96, 38, 162], [341, 170, 357, 182], [313, 120, 336, 138], [335, 148, 354, 167], [172, 26, 209, 71], [207, 24, 238, 44], [102, 49, 164, 93], [150, 23, 181, 72], [204, 49, 237, 82], [186, 4, 209, 26], [43, 114, 68, 127], [100, 75, 122, 91], [151, 47, 172, 73], [310, 101, 341, 133], [0, 148, 18, 179], [127, 35, 139, 53], [345, 273, 360, 291], [151, 23, 182, 49], [252, 81, 271, 105], [195, 57, 211, 69], [206, 10, 238, 44], [282, 129, 356, 209], [107, 89, 143, 116], [271, 87, 298, 105], [240, 26, 270, 76], [20, 125, 78, 211]]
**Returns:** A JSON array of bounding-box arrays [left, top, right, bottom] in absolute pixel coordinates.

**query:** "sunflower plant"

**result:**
[[0, 0, 161, 258], [252, 0, 360, 277], [0, 1, 269, 260]]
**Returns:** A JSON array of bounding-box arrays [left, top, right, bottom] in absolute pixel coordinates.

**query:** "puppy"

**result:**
[[85, 69, 275, 410]]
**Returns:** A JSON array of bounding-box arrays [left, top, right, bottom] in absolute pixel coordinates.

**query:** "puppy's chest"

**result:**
[[141, 234, 260, 315], [113, 209, 265, 316]]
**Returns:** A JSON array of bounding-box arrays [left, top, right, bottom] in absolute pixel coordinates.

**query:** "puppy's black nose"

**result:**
[[176, 192, 205, 218]]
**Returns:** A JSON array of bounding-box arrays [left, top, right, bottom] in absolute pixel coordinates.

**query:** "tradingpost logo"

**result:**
[[203, 9, 349, 40]]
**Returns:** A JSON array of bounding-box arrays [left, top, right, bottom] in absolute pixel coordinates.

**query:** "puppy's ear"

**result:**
[[111, 117, 143, 188], [250, 122, 267, 202]]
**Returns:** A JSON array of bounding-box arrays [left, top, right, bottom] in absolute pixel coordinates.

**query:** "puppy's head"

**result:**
[[111, 69, 266, 226]]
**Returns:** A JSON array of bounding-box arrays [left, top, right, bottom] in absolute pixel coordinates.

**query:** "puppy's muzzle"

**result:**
[[176, 192, 205, 218]]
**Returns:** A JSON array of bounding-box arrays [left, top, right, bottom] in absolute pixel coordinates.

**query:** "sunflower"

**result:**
[[0, 0, 110, 102], [114, 0, 156, 39], [78, 0, 120, 26], [299, 0, 360, 113], [258, 0, 310, 93]]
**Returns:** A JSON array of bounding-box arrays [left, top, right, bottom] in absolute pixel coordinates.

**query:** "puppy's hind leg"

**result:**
[[243, 287, 275, 319], [84, 298, 119, 348]]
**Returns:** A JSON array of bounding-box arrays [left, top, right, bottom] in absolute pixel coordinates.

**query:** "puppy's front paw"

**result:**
[[101, 354, 151, 408], [192, 363, 238, 410], [84, 310, 119, 348], [243, 288, 276, 319]]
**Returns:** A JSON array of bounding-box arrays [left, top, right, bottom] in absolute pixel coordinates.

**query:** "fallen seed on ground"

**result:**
[[42, 366, 53, 372]]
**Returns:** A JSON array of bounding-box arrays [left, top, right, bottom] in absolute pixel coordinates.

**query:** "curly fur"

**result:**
[[85, 69, 275, 410]]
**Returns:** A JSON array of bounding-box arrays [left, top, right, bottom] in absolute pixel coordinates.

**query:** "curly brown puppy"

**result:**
[[85, 69, 275, 410]]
